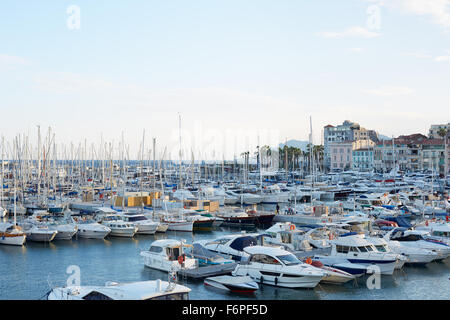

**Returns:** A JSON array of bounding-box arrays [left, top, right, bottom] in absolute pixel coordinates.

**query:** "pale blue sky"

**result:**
[[1, 0, 450, 159]]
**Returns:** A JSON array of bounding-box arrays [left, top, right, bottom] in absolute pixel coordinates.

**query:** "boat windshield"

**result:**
[[128, 216, 147, 221], [276, 254, 300, 266]]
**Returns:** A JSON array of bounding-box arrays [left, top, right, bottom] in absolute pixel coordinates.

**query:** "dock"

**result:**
[[178, 263, 238, 279]]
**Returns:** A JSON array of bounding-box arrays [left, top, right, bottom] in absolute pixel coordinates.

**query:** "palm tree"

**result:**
[[437, 128, 448, 138]]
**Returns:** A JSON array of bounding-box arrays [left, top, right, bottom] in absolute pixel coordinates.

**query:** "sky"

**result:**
[[1, 0, 450, 160]]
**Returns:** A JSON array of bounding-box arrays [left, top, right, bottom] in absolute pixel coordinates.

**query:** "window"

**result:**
[[276, 254, 300, 266], [149, 246, 163, 253], [358, 246, 368, 252], [82, 291, 113, 300], [336, 245, 349, 253], [149, 293, 188, 300], [375, 245, 387, 252], [250, 254, 280, 265]]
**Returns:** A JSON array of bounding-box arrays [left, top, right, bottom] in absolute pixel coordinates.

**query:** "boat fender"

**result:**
[[260, 276, 264, 284], [274, 277, 278, 285]]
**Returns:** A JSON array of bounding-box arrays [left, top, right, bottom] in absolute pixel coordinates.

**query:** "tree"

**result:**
[[437, 128, 448, 138]]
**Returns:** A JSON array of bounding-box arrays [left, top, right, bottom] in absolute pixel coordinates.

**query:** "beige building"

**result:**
[[429, 123, 450, 139]]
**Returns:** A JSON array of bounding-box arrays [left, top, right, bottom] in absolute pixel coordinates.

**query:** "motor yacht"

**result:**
[[72, 215, 111, 239], [385, 228, 450, 261], [140, 239, 197, 272], [194, 233, 263, 261], [47, 279, 191, 300], [121, 213, 159, 235], [324, 234, 399, 275], [19, 221, 58, 243], [232, 246, 325, 288]]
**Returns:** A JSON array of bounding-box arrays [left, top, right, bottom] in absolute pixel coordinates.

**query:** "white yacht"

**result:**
[[263, 222, 314, 252], [73, 216, 111, 239], [194, 233, 262, 261], [121, 213, 159, 235], [232, 246, 325, 288], [47, 279, 191, 300], [415, 221, 450, 245], [260, 185, 290, 204], [364, 235, 407, 269], [99, 214, 138, 237], [323, 235, 399, 275], [0, 222, 26, 246], [20, 221, 58, 243], [385, 228, 450, 261], [141, 239, 197, 272], [377, 232, 438, 265]]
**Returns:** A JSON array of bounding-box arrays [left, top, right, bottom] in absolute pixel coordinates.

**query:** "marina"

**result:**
[[1, 0, 450, 304]]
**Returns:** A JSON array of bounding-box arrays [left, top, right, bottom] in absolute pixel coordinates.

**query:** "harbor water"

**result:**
[[1, 226, 449, 300]]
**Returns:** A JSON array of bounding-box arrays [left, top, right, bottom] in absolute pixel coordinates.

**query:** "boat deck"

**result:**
[[178, 263, 238, 279]]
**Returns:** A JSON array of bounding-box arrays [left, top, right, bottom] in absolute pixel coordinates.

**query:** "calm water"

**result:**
[[0, 225, 449, 300]]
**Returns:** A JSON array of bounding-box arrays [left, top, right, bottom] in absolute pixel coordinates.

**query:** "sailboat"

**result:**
[[1, 139, 26, 246]]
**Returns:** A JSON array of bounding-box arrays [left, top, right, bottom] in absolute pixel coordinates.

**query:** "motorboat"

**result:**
[[47, 279, 191, 300], [260, 185, 290, 204], [324, 234, 399, 275], [182, 210, 215, 231], [162, 218, 194, 232], [38, 213, 78, 240], [415, 221, 450, 245], [377, 232, 438, 265], [98, 214, 138, 237], [216, 209, 258, 228], [0, 222, 26, 246], [385, 228, 450, 261], [232, 246, 325, 288], [194, 233, 263, 261], [121, 213, 160, 235], [72, 216, 111, 239], [263, 222, 314, 252], [20, 221, 58, 243], [140, 239, 197, 272], [204, 275, 259, 293], [364, 235, 407, 269]]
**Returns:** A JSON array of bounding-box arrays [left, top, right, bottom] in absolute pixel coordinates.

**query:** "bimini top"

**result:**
[[229, 236, 258, 252], [243, 245, 289, 257]]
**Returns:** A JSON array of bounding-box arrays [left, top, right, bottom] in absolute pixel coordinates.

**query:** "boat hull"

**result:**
[[0, 234, 26, 246]]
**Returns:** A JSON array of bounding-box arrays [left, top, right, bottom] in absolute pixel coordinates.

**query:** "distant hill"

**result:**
[[378, 134, 392, 140], [278, 140, 310, 151]]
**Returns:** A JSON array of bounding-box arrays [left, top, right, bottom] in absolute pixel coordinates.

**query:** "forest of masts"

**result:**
[[0, 128, 325, 198]]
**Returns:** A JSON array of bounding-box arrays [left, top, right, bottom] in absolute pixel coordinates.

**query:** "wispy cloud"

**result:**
[[367, 0, 450, 29], [318, 26, 381, 39], [362, 85, 413, 96], [0, 54, 30, 66], [349, 47, 365, 53], [434, 50, 450, 61]]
